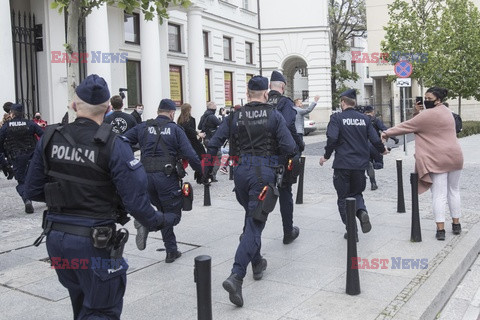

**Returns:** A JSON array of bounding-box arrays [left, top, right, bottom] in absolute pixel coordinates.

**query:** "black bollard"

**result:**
[[410, 173, 422, 242], [295, 156, 306, 204], [194, 255, 212, 320], [396, 159, 406, 213], [203, 183, 211, 206], [229, 159, 234, 181], [346, 198, 360, 295]]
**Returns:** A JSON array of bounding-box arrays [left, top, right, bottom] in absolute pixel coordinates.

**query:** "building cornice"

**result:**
[[261, 26, 329, 34]]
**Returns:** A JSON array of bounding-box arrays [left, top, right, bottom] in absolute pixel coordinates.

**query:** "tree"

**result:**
[[329, 0, 366, 109], [382, 0, 480, 117], [51, 0, 190, 121]]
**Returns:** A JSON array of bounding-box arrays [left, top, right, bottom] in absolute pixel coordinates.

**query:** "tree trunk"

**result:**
[[331, 44, 338, 110], [458, 95, 462, 117], [66, 0, 81, 123]]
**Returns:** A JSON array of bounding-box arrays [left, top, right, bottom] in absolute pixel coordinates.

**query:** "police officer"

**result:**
[[0, 103, 44, 213], [199, 101, 222, 181], [267, 71, 304, 244], [103, 95, 137, 134], [206, 76, 296, 307], [24, 74, 176, 319], [363, 105, 398, 190], [123, 99, 202, 263], [319, 89, 388, 240]]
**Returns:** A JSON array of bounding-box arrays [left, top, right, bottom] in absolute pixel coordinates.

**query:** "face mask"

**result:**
[[424, 100, 436, 109], [136, 109, 143, 115], [35, 116, 41, 120]]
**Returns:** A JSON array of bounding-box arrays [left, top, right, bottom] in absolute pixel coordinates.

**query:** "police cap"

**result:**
[[159, 99, 177, 111], [75, 74, 110, 105], [10, 104, 24, 113], [270, 70, 286, 84], [340, 88, 356, 100], [364, 105, 374, 112], [248, 76, 269, 91]]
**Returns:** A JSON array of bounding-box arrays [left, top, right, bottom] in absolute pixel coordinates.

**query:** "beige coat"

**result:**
[[385, 104, 463, 194]]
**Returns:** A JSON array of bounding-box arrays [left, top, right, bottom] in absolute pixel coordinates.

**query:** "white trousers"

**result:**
[[430, 170, 462, 223]]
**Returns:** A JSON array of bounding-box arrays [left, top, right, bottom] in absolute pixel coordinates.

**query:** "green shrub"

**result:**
[[458, 121, 480, 138]]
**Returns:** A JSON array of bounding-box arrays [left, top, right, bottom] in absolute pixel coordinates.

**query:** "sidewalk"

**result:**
[[0, 133, 479, 319]]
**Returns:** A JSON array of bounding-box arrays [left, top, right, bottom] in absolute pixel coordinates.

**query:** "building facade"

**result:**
[[1, 0, 331, 125]]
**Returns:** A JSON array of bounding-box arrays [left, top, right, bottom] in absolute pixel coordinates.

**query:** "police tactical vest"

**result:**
[[234, 103, 277, 156], [141, 119, 178, 173], [42, 120, 118, 219], [4, 119, 36, 157], [267, 91, 282, 106]]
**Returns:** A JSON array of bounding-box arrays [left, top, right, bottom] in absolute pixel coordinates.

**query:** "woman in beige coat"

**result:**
[[382, 87, 463, 240]]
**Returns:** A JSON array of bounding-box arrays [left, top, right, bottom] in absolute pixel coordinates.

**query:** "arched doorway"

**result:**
[[282, 56, 309, 101]]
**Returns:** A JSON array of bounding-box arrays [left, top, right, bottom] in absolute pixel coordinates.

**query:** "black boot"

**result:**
[[252, 258, 267, 280], [452, 223, 462, 235], [283, 226, 300, 244], [24, 199, 34, 214], [356, 210, 372, 233], [222, 273, 244, 307]]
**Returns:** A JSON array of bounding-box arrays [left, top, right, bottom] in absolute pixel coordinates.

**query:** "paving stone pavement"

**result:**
[[0, 132, 479, 320]]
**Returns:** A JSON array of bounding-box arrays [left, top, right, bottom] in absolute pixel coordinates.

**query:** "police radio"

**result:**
[[182, 182, 193, 211]]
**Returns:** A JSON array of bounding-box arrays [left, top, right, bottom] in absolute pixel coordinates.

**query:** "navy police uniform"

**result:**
[[323, 89, 385, 229], [123, 99, 202, 262], [207, 76, 296, 307], [0, 103, 44, 212], [24, 75, 174, 319], [267, 71, 304, 243]]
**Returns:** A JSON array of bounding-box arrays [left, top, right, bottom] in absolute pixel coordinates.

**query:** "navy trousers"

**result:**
[[12, 153, 31, 201], [278, 184, 294, 234], [333, 168, 367, 225], [147, 173, 182, 253], [46, 230, 127, 320], [232, 164, 275, 279]]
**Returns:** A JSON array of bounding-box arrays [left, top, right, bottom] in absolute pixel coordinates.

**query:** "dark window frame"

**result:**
[[126, 60, 142, 107], [203, 31, 209, 57], [223, 36, 232, 61], [169, 64, 184, 106], [124, 12, 140, 45], [168, 23, 182, 52], [245, 42, 253, 64]]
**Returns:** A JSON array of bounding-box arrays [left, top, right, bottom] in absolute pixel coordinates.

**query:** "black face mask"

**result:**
[[424, 100, 436, 109], [35, 116, 41, 120]]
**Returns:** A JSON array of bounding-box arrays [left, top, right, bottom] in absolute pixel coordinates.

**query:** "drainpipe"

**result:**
[[257, 0, 263, 75]]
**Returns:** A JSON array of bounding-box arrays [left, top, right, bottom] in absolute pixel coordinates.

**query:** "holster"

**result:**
[[182, 182, 193, 211], [110, 228, 129, 260], [283, 157, 301, 185], [91, 226, 114, 249], [44, 182, 66, 211], [176, 160, 186, 179], [251, 182, 279, 223]]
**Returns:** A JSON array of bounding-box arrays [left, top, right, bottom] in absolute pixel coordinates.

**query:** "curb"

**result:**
[[394, 221, 480, 319]]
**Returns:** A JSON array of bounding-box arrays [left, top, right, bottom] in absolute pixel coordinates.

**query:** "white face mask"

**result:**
[[136, 109, 143, 115]]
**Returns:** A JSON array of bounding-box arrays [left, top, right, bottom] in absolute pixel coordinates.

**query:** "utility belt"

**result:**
[[142, 156, 186, 178], [33, 211, 129, 260]]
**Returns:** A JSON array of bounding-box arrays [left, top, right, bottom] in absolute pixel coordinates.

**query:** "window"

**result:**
[[124, 12, 140, 44], [351, 61, 357, 73], [245, 42, 253, 64], [243, 0, 249, 10], [169, 65, 183, 106], [340, 60, 347, 70], [224, 71, 233, 107], [366, 66, 370, 78], [126, 60, 142, 107], [223, 37, 232, 61], [203, 31, 209, 57], [350, 37, 355, 47], [246, 73, 254, 84], [205, 69, 211, 102], [168, 23, 181, 52]]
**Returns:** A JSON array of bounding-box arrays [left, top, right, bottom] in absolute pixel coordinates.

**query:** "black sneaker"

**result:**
[[283, 226, 300, 244], [356, 210, 372, 233], [222, 273, 244, 307], [252, 258, 267, 280], [134, 220, 149, 250], [344, 232, 359, 242], [436, 229, 446, 241], [452, 223, 462, 235], [165, 250, 182, 263], [24, 200, 34, 214], [371, 183, 378, 191]]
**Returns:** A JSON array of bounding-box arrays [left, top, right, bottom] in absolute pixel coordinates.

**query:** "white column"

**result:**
[[85, 3, 112, 88], [0, 0, 16, 104], [140, 13, 162, 120], [187, 7, 206, 122], [159, 21, 170, 100]]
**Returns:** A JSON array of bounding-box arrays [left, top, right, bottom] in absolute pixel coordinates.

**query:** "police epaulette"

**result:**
[[94, 123, 113, 144]]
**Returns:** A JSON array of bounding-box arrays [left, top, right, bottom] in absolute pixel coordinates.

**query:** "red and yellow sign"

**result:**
[[224, 71, 233, 107], [169, 65, 183, 106]]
